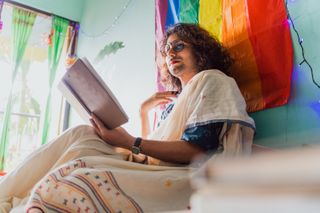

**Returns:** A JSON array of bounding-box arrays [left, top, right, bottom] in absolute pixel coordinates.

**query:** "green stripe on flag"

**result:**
[[179, 0, 199, 23]]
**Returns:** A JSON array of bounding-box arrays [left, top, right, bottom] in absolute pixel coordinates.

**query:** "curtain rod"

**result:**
[[3, 0, 79, 23]]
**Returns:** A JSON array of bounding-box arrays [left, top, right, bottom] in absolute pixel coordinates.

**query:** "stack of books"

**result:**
[[190, 147, 320, 213]]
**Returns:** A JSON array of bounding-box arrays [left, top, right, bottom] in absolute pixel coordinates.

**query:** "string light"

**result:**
[[80, 0, 133, 38], [285, 0, 320, 88]]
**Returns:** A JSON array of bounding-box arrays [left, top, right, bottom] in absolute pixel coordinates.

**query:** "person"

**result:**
[[0, 23, 255, 213]]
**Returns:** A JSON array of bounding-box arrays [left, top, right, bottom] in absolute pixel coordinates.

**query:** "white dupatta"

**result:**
[[148, 69, 255, 164]]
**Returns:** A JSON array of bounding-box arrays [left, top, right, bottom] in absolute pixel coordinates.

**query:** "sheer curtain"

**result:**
[[0, 7, 37, 171], [40, 16, 69, 145], [60, 21, 79, 131]]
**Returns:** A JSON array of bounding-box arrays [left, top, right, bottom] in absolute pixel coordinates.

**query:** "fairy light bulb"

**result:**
[[299, 38, 304, 44]]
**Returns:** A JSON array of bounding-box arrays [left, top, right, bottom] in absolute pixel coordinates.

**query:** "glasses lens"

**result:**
[[164, 44, 171, 53], [164, 42, 186, 54], [173, 43, 185, 52]]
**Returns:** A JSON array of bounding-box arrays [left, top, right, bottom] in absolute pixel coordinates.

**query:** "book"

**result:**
[[58, 57, 129, 129], [190, 147, 320, 212]]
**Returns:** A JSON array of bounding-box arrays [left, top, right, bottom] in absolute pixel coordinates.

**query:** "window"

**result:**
[[0, 2, 73, 172]]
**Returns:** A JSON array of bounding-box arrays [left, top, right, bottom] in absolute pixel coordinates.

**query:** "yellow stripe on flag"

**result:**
[[199, 0, 222, 40]]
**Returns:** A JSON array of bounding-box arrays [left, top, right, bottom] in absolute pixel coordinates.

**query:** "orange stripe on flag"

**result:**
[[221, 0, 265, 112]]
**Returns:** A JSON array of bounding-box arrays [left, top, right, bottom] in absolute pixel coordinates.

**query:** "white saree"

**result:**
[[0, 70, 255, 213]]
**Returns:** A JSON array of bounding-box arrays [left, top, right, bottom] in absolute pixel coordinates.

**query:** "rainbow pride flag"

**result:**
[[155, 0, 293, 112]]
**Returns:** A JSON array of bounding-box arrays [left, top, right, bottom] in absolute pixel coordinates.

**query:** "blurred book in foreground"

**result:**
[[190, 147, 320, 213]]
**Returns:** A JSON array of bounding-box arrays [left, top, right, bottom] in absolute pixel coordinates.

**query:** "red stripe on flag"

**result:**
[[246, 0, 293, 109]]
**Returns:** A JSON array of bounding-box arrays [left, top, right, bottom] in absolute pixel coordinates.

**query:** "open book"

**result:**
[[58, 57, 129, 129]]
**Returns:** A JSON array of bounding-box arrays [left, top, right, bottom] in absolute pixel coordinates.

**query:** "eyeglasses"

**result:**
[[164, 41, 188, 55]]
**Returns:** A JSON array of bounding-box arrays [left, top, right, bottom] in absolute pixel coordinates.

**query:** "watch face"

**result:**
[[132, 146, 140, 155]]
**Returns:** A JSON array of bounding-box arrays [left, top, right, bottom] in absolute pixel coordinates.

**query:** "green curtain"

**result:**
[[40, 16, 68, 145], [0, 7, 36, 171]]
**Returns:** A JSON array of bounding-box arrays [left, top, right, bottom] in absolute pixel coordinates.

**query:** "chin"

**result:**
[[169, 70, 180, 77], [169, 66, 183, 77]]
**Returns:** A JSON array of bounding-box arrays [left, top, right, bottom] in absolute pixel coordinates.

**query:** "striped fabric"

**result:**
[[155, 0, 293, 112], [27, 159, 143, 213]]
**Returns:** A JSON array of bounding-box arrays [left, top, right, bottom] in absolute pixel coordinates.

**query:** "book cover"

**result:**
[[58, 57, 128, 129]]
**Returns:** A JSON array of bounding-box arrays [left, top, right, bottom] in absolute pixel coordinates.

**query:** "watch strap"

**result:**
[[132, 137, 142, 154], [133, 137, 142, 147]]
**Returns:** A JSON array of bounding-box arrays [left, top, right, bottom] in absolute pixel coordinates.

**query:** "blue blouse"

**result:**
[[159, 103, 223, 152]]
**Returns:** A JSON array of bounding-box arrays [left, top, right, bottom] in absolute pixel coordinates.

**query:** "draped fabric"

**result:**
[[155, 0, 168, 91], [0, 125, 192, 212], [155, 0, 293, 112], [0, 0, 4, 31], [199, 0, 222, 40], [65, 22, 79, 68], [0, 7, 36, 171], [41, 16, 69, 145], [148, 70, 255, 165], [59, 21, 79, 132], [179, 0, 199, 24]]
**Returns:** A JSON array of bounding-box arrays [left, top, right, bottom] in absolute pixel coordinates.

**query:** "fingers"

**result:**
[[89, 118, 98, 129], [90, 113, 107, 137], [156, 91, 179, 98], [170, 91, 180, 95], [141, 91, 179, 113], [89, 117, 102, 137], [158, 97, 174, 102], [158, 96, 176, 104], [153, 91, 178, 104], [91, 113, 104, 129]]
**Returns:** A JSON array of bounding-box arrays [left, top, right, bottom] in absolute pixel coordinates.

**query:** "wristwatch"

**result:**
[[131, 137, 142, 154]]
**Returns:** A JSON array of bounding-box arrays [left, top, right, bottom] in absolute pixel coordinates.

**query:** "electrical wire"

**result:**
[[80, 0, 132, 38], [285, 0, 320, 88]]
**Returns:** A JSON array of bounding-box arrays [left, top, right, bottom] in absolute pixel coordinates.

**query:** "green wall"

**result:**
[[70, 0, 156, 136], [251, 0, 320, 148], [10, 0, 85, 21]]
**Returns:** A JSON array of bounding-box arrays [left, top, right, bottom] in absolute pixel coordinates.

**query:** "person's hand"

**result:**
[[90, 113, 135, 149], [140, 91, 178, 115]]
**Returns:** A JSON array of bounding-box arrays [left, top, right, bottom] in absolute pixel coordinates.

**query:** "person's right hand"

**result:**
[[140, 91, 178, 115]]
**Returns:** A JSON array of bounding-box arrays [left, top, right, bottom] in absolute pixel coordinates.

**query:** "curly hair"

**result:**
[[160, 61, 182, 92], [161, 23, 233, 76]]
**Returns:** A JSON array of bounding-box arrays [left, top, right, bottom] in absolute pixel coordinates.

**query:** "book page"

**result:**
[[58, 81, 90, 124]]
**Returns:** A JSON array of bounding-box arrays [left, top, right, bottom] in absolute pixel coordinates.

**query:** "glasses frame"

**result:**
[[164, 41, 188, 55]]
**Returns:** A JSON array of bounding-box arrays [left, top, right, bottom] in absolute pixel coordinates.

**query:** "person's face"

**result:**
[[164, 34, 198, 82]]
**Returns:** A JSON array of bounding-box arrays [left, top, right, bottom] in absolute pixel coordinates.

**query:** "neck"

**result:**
[[179, 70, 198, 88]]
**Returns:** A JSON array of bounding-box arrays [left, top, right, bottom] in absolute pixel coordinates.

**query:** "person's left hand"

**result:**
[[90, 113, 135, 149]]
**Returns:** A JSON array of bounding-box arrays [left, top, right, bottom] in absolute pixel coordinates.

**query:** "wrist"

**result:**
[[139, 107, 148, 116], [127, 136, 136, 149], [140, 102, 152, 116]]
